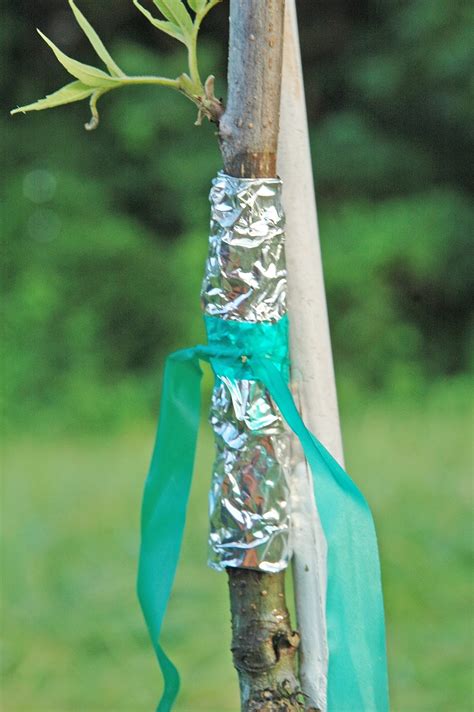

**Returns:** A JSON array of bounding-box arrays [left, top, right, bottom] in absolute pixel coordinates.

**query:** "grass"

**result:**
[[1, 381, 472, 711]]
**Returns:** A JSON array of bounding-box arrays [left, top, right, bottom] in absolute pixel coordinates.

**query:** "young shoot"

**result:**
[[11, 0, 224, 130]]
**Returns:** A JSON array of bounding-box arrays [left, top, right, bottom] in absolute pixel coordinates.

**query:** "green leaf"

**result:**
[[160, 0, 193, 34], [37, 29, 119, 87], [187, 0, 207, 13], [68, 0, 124, 77], [133, 1, 186, 43], [152, 0, 179, 22], [10, 80, 94, 114]]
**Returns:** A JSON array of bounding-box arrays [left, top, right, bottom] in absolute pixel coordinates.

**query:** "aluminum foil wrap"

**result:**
[[202, 172, 291, 573]]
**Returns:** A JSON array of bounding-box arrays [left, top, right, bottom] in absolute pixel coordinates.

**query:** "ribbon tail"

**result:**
[[252, 356, 390, 712], [137, 348, 203, 712]]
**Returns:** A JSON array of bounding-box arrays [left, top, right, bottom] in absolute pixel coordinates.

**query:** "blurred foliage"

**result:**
[[2, 384, 472, 710], [2, 4, 473, 712], [2, 0, 473, 430]]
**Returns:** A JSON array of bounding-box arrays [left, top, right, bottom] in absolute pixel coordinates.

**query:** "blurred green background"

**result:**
[[2, 1, 473, 710]]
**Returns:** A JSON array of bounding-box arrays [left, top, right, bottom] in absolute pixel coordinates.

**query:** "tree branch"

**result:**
[[218, 2, 304, 709], [219, 0, 284, 178]]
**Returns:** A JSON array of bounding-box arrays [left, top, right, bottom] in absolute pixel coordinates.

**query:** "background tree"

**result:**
[[3, 0, 473, 427], [2, 1, 473, 710]]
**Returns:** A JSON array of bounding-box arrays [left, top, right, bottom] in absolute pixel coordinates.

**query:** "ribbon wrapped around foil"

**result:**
[[137, 173, 389, 712]]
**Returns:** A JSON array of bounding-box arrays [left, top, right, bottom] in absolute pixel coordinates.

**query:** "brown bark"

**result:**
[[227, 569, 304, 711], [219, 0, 284, 179], [218, 2, 304, 709]]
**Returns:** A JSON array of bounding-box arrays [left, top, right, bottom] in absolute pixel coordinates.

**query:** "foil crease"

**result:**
[[201, 172, 287, 323], [202, 173, 291, 573]]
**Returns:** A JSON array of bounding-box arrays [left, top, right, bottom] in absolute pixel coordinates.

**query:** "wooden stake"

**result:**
[[278, 2, 345, 709], [218, 2, 304, 710]]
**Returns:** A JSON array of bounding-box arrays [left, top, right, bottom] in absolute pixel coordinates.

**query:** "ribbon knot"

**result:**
[[204, 314, 290, 381]]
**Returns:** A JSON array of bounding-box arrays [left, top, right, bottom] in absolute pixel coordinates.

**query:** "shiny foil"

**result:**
[[201, 173, 287, 323], [202, 172, 291, 572]]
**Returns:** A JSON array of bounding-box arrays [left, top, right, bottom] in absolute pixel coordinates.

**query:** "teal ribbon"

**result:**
[[137, 315, 389, 711]]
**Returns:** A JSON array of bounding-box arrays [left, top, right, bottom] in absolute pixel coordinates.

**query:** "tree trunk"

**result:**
[[218, 2, 304, 710]]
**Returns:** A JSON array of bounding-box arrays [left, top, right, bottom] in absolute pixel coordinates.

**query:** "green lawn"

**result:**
[[2, 383, 472, 711]]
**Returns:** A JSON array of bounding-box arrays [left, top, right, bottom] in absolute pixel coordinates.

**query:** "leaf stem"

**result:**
[[197, 0, 223, 28], [187, 0, 223, 91], [120, 75, 181, 88], [187, 29, 202, 90]]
